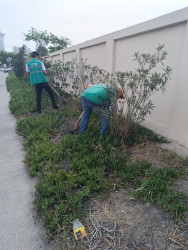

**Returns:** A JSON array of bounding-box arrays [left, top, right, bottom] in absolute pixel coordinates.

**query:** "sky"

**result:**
[[0, 0, 188, 52]]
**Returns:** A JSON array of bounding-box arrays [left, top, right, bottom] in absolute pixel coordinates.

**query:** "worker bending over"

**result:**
[[79, 83, 124, 135]]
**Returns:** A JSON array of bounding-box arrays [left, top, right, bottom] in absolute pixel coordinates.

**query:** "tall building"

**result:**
[[13, 46, 31, 55], [0, 29, 5, 51], [13, 46, 19, 54]]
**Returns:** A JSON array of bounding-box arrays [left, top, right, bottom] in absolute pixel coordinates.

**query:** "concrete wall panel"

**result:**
[[51, 54, 61, 62], [63, 51, 76, 63], [80, 43, 107, 70]]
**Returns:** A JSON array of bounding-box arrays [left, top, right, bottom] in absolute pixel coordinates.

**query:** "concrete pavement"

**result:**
[[0, 72, 52, 250]]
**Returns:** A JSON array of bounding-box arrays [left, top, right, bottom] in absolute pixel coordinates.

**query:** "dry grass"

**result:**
[[128, 142, 184, 169]]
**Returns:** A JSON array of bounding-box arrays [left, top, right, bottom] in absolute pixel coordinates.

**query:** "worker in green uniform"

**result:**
[[26, 51, 59, 114], [79, 83, 124, 135]]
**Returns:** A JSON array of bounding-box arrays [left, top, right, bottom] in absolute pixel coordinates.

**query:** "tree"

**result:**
[[48, 32, 70, 53], [23, 27, 71, 56], [0, 51, 15, 65], [12, 45, 27, 77], [37, 45, 48, 57]]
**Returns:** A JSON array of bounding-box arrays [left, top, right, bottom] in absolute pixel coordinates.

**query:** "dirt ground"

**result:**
[[28, 105, 188, 249]]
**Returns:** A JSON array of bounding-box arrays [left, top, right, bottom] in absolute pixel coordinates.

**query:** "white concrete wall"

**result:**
[[50, 53, 61, 62], [80, 43, 107, 70], [63, 50, 76, 63], [48, 7, 188, 149]]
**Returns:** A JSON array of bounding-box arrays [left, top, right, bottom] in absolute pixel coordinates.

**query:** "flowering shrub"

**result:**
[[47, 60, 70, 94], [110, 44, 172, 140], [67, 57, 106, 99]]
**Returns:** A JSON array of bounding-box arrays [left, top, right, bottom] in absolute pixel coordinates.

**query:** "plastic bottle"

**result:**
[[72, 219, 87, 240]]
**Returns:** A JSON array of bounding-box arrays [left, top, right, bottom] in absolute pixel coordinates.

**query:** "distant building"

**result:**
[[13, 46, 31, 55], [26, 47, 31, 55], [0, 29, 5, 51], [13, 46, 19, 54]]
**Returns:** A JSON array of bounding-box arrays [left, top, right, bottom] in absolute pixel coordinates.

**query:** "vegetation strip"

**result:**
[[6, 73, 188, 240]]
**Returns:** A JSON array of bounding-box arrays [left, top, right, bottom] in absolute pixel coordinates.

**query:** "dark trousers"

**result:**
[[34, 82, 56, 112]]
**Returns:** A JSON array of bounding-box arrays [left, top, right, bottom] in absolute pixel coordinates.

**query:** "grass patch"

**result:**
[[6, 74, 188, 239], [133, 168, 187, 221], [6, 73, 58, 115]]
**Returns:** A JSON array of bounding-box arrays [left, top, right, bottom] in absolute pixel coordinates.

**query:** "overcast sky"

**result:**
[[1, 0, 188, 52]]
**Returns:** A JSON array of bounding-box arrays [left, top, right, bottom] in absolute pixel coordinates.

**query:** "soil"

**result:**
[[28, 104, 188, 249]]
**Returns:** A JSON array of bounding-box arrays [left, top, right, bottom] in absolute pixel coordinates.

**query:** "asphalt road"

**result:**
[[0, 72, 51, 250]]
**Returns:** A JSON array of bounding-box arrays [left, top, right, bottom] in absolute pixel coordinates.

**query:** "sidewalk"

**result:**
[[0, 73, 51, 250]]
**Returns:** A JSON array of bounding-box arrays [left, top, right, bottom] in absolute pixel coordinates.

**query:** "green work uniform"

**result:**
[[82, 83, 116, 105], [26, 58, 48, 84]]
